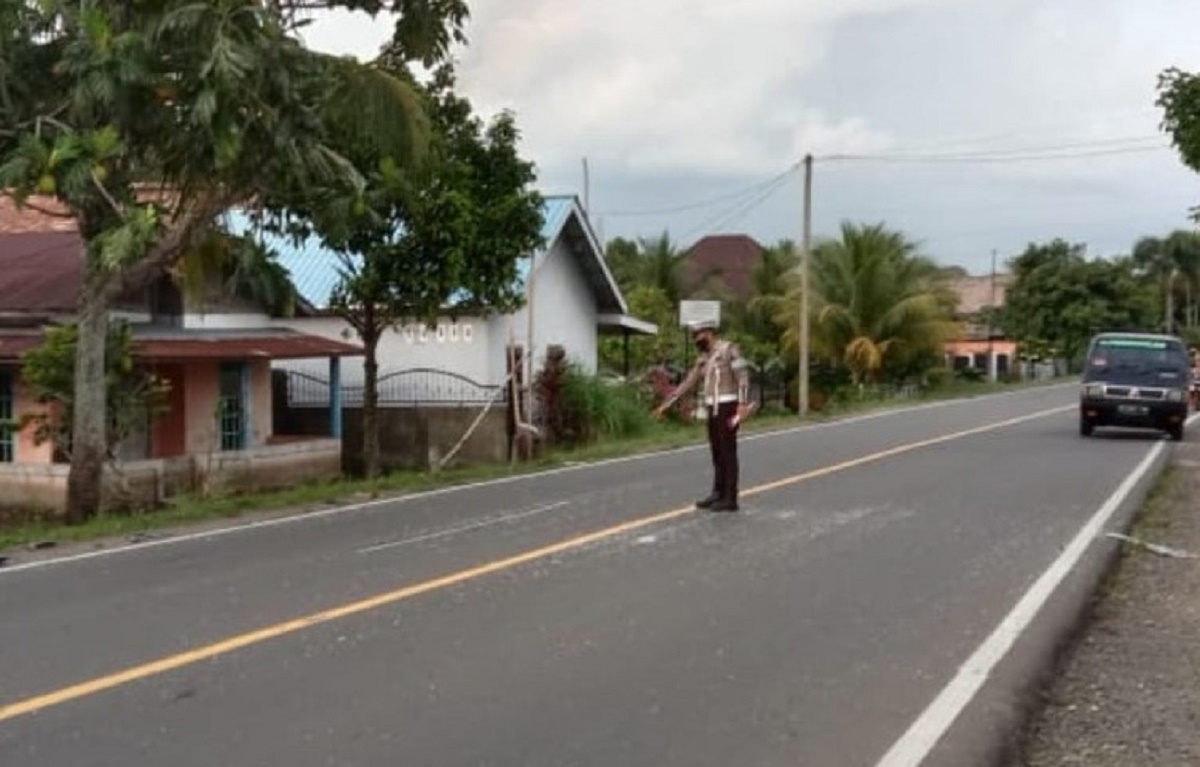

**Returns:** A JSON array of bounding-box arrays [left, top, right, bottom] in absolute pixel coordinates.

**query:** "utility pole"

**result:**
[[582, 157, 591, 218], [799, 153, 813, 418], [987, 248, 997, 382]]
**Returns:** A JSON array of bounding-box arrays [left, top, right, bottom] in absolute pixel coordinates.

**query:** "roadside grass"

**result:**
[[1079, 465, 1180, 616], [0, 376, 1070, 553]]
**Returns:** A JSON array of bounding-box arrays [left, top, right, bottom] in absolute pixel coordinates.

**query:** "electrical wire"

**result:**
[[597, 162, 801, 218], [821, 141, 1170, 165], [677, 169, 796, 244]]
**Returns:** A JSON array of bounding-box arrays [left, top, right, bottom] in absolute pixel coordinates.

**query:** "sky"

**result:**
[[301, 0, 1200, 275]]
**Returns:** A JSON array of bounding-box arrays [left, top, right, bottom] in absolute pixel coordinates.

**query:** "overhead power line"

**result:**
[[822, 138, 1170, 165], [678, 168, 797, 245], [596, 163, 800, 218]]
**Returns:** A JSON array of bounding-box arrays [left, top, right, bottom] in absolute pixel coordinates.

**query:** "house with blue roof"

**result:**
[[224, 195, 656, 406]]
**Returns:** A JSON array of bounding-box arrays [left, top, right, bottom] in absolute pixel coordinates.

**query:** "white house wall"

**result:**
[[271, 315, 494, 386], [491, 236, 599, 380]]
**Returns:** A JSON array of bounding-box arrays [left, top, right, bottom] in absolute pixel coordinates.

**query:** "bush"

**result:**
[[559, 368, 654, 446], [535, 347, 656, 448]]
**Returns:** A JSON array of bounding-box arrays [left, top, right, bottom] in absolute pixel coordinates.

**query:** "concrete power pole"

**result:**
[[582, 157, 591, 218], [799, 154, 813, 418]]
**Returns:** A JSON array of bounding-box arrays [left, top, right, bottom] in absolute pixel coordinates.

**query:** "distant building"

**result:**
[[680, 234, 765, 303], [944, 273, 1017, 381]]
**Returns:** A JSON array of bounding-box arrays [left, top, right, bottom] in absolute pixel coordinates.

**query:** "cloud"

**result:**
[[299, 0, 1200, 271], [447, 0, 975, 175]]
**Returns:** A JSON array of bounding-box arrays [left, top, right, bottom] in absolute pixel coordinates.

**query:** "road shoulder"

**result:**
[[1012, 442, 1200, 766]]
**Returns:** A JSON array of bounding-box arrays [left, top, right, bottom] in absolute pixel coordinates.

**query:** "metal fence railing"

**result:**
[[285, 368, 508, 409]]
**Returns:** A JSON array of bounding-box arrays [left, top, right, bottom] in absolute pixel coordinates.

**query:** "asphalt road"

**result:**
[[0, 384, 1172, 767]]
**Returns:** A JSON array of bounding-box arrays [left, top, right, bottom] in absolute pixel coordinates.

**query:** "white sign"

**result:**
[[679, 300, 721, 329]]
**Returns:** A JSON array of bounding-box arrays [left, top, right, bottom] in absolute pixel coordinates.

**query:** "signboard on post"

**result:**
[[678, 300, 721, 329]]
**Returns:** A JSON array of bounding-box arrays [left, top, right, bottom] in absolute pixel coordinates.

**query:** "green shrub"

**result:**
[[535, 346, 656, 447], [559, 368, 655, 445]]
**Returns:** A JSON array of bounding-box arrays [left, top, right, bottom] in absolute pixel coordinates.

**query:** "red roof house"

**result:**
[[0, 194, 362, 513]]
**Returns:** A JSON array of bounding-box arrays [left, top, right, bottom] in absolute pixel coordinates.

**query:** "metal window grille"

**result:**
[[0, 370, 13, 463], [218, 363, 246, 451]]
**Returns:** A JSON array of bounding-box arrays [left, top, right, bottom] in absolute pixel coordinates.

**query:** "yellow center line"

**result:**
[[0, 404, 1070, 723]]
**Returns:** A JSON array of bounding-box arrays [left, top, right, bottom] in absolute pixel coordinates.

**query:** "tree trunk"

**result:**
[[361, 322, 381, 480], [65, 291, 109, 523]]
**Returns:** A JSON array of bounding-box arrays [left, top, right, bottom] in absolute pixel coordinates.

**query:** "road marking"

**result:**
[[0, 383, 1074, 575], [0, 405, 1070, 723], [356, 501, 570, 554], [873, 412, 1198, 767]]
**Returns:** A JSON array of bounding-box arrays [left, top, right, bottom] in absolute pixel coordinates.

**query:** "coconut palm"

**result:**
[[776, 222, 958, 386], [1134, 231, 1200, 330]]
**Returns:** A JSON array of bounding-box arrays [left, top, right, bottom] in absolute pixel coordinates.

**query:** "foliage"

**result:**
[[1158, 67, 1200, 219], [536, 348, 654, 447], [1001, 239, 1156, 364], [1131, 230, 1200, 330], [603, 232, 686, 304], [254, 62, 543, 478], [178, 229, 302, 317], [19, 322, 169, 458], [776, 222, 959, 385], [598, 285, 685, 377], [0, 0, 466, 518]]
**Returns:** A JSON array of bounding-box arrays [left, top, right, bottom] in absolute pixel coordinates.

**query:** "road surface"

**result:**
[[0, 384, 1172, 766]]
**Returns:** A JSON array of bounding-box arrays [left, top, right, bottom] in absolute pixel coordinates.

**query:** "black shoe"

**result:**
[[695, 493, 720, 509], [709, 500, 739, 512]]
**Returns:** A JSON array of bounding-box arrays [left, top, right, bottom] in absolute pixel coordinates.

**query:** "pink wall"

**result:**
[[181, 359, 273, 454], [183, 361, 220, 455], [4, 358, 277, 464], [249, 359, 272, 447]]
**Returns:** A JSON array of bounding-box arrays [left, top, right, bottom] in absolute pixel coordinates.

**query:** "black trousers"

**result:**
[[707, 401, 740, 502]]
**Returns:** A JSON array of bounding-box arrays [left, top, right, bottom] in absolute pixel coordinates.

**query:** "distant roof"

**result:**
[[0, 194, 77, 234], [224, 195, 626, 315], [949, 274, 1012, 316], [0, 232, 82, 313], [0, 326, 363, 362], [130, 326, 362, 360], [681, 234, 765, 301]]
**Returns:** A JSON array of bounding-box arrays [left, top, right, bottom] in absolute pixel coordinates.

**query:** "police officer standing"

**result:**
[[654, 320, 754, 511]]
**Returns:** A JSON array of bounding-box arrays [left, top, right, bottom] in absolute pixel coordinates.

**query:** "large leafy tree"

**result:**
[[1003, 239, 1156, 365], [1159, 67, 1200, 220], [776, 222, 958, 386], [261, 63, 544, 479], [0, 0, 465, 522]]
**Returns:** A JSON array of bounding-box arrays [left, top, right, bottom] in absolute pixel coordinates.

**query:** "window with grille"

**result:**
[[217, 362, 247, 451], [0, 370, 14, 463]]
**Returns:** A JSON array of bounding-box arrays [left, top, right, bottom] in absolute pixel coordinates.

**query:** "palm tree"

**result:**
[[776, 222, 958, 386], [744, 240, 799, 339], [638, 232, 686, 304], [1133, 231, 1200, 331]]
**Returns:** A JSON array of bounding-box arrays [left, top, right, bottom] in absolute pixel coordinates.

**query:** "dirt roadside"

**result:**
[[1010, 441, 1200, 766]]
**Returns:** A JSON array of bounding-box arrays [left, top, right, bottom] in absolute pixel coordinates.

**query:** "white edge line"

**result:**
[[0, 382, 1075, 576], [873, 412, 1196, 767]]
